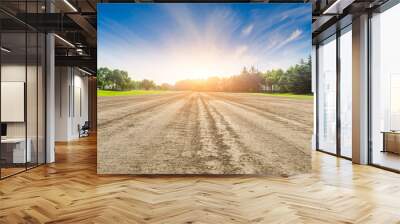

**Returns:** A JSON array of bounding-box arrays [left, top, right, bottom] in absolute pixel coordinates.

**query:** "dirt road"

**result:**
[[98, 92, 313, 176]]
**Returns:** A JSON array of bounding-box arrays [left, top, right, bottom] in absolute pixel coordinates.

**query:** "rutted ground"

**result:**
[[98, 92, 313, 176]]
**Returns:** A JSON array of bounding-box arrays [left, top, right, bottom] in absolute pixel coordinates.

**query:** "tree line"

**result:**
[[98, 68, 160, 90], [97, 56, 311, 94]]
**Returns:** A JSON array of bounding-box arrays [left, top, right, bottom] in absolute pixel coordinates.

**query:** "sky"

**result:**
[[98, 3, 311, 85]]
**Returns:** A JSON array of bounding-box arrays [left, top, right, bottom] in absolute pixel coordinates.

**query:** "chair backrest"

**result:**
[[84, 121, 90, 128]]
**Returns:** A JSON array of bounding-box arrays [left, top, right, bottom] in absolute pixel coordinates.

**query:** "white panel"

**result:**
[[1, 82, 25, 122]]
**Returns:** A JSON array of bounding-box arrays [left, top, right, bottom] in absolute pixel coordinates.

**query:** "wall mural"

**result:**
[[97, 3, 312, 176]]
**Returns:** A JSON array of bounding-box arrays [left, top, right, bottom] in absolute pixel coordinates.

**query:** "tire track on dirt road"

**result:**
[[208, 93, 312, 132], [197, 93, 243, 174], [201, 94, 280, 174], [122, 92, 209, 174], [98, 91, 312, 175], [205, 93, 311, 154], [98, 93, 186, 129], [97, 93, 190, 174], [204, 93, 310, 175], [98, 93, 181, 112], [201, 94, 283, 175]]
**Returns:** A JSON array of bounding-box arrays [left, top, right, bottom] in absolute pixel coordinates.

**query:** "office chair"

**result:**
[[79, 121, 90, 138]]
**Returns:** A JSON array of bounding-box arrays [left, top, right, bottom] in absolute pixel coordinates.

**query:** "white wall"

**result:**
[[71, 73, 89, 138], [1, 65, 38, 138], [55, 67, 89, 141], [55, 67, 70, 141], [1, 63, 46, 164]]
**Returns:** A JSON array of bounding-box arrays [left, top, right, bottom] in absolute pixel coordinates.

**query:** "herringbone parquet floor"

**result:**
[[1, 134, 400, 224]]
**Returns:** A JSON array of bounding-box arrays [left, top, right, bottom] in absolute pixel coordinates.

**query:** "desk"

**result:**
[[1, 138, 31, 163], [382, 131, 400, 154]]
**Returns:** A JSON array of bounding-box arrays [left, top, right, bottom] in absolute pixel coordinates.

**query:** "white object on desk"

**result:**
[[1, 138, 31, 163]]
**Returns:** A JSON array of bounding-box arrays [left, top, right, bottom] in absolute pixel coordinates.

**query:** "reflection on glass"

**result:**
[[371, 3, 400, 171], [318, 36, 337, 154], [1, 32, 27, 177], [340, 28, 352, 158], [0, 1, 47, 179]]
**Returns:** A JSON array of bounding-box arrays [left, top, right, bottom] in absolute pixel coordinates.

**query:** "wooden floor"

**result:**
[[372, 151, 400, 171], [0, 167, 26, 178], [1, 135, 400, 223]]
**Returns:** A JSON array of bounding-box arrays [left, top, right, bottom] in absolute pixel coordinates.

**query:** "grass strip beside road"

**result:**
[[98, 90, 313, 100], [98, 90, 172, 96], [252, 92, 313, 100]]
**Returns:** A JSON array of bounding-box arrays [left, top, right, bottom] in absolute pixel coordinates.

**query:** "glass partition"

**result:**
[[0, 2, 46, 179], [370, 3, 400, 171], [1, 31, 28, 177], [317, 35, 337, 154], [339, 26, 352, 158]]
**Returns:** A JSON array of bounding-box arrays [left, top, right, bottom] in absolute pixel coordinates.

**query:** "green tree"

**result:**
[[264, 69, 284, 92], [284, 57, 311, 94], [108, 69, 123, 90], [140, 79, 156, 90], [119, 70, 132, 90], [97, 67, 112, 90]]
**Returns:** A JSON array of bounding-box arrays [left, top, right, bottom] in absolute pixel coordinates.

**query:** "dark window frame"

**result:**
[[315, 21, 353, 161]]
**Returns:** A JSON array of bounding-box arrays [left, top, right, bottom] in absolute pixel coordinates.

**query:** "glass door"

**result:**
[[317, 35, 337, 154], [339, 26, 352, 158], [1, 30, 28, 178], [0, 1, 47, 179], [370, 3, 400, 171]]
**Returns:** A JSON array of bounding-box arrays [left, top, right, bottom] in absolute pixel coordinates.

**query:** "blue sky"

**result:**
[[98, 3, 311, 84]]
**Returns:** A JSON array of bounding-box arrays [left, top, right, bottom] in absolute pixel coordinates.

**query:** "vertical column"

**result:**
[[352, 14, 369, 164], [46, 34, 55, 163], [46, 1, 55, 163]]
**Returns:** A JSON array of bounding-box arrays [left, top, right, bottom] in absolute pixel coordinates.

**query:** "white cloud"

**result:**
[[241, 24, 254, 36], [288, 29, 302, 41], [273, 29, 302, 50], [280, 14, 289, 21]]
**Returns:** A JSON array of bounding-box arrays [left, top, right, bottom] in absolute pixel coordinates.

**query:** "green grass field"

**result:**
[[97, 90, 172, 96], [252, 92, 313, 100], [98, 90, 313, 100]]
